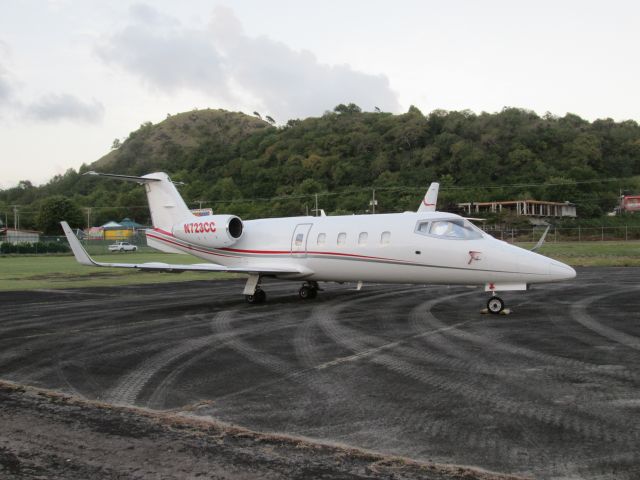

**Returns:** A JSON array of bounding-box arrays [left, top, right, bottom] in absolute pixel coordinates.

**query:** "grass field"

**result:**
[[0, 253, 238, 291], [1, 241, 638, 291], [517, 241, 640, 267]]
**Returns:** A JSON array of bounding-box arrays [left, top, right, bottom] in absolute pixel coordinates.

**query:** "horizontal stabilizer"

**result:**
[[84, 171, 161, 183]]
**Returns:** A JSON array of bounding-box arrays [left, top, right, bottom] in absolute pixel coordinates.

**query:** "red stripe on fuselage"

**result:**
[[151, 228, 414, 264], [147, 232, 238, 258]]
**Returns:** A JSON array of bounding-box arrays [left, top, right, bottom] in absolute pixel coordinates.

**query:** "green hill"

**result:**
[[93, 108, 270, 172], [2, 105, 640, 230]]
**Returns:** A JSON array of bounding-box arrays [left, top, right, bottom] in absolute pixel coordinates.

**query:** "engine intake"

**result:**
[[172, 214, 244, 248]]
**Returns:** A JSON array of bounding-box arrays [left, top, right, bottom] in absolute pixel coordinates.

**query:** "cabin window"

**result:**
[[317, 233, 326, 245], [295, 233, 304, 247], [428, 219, 483, 240], [337, 232, 347, 245], [358, 232, 368, 245], [381, 231, 391, 244]]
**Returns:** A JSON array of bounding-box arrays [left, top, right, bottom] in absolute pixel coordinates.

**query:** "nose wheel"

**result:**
[[487, 296, 505, 314]]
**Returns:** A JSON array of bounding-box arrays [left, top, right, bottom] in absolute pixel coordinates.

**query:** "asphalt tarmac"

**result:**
[[1, 267, 639, 479]]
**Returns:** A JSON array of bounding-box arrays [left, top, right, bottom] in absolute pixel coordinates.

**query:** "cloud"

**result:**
[[0, 42, 13, 105], [97, 4, 400, 121], [0, 67, 11, 104], [25, 93, 104, 123], [0, 39, 101, 123]]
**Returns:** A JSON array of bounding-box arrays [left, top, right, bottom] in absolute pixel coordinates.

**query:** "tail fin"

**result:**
[[85, 171, 193, 230], [417, 182, 439, 212]]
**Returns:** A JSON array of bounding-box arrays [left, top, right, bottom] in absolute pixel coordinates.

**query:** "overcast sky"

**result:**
[[1, 0, 639, 188]]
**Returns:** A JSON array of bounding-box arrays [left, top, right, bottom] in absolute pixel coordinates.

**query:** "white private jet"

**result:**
[[60, 172, 575, 313]]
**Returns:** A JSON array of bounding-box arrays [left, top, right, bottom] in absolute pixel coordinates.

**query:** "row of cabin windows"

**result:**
[[315, 231, 390, 246]]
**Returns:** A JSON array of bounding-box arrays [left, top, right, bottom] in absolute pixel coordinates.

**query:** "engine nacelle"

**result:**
[[172, 214, 243, 248]]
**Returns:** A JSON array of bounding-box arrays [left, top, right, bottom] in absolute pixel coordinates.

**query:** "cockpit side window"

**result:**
[[416, 221, 430, 234], [415, 219, 483, 240]]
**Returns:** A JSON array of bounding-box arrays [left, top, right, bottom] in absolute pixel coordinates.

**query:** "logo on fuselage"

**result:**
[[184, 221, 216, 234], [468, 250, 482, 265]]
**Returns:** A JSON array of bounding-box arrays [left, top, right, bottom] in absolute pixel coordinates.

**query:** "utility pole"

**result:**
[[12, 205, 18, 231], [311, 194, 320, 216], [369, 189, 377, 214], [85, 207, 92, 229]]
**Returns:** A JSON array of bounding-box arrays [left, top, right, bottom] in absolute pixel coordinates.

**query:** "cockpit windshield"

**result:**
[[415, 218, 483, 240]]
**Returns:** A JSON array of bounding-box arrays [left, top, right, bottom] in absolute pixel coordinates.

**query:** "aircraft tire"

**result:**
[[487, 296, 504, 314], [246, 289, 266, 304], [299, 286, 314, 299]]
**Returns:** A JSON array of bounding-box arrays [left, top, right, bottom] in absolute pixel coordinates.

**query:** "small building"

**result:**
[[191, 208, 213, 217], [621, 195, 640, 213], [85, 226, 105, 240], [119, 217, 145, 230], [458, 200, 577, 218], [0, 228, 42, 244], [101, 218, 146, 241], [101, 221, 131, 241]]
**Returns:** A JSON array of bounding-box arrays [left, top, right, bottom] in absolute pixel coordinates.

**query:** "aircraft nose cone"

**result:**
[[548, 260, 576, 280]]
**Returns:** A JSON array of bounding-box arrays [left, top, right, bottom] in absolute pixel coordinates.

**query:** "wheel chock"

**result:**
[[481, 308, 511, 315]]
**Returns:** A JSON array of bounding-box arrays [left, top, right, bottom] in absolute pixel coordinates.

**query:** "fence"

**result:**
[[2, 226, 640, 255], [0, 232, 154, 255], [482, 225, 640, 243]]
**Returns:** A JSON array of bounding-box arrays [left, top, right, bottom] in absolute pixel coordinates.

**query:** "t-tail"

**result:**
[[83, 171, 244, 254], [84, 171, 192, 231]]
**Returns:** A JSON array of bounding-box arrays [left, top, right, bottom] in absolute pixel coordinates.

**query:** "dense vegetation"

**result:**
[[2, 106, 640, 232]]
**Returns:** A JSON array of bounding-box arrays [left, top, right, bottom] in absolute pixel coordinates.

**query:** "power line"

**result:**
[[0, 177, 635, 213]]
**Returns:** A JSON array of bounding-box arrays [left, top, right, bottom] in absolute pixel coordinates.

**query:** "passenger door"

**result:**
[[291, 223, 313, 257]]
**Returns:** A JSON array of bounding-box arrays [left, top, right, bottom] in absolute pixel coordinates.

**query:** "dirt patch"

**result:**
[[0, 380, 523, 480]]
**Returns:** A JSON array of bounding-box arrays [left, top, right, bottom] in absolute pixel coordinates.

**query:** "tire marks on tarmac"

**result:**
[[570, 286, 640, 352]]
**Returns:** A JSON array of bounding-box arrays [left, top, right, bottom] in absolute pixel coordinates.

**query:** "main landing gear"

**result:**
[[298, 281, 319, 300], [486, 294, 505, 314], [245, 288, 266, 304], [243, 275, 321, 304]]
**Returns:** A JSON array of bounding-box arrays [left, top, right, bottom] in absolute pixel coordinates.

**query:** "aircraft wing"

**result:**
[[417, 182, 439, 212], [530, 225, 551, 252], [60, 222, 302, 275]]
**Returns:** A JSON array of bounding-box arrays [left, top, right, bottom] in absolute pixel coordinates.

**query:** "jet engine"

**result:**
[[172, 214, 243, 248]]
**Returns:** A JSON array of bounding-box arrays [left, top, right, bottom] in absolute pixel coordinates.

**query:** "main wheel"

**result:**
[[299, 285, 315, 299], [487, 296, 505, 314], [246, 288, 266, 304]]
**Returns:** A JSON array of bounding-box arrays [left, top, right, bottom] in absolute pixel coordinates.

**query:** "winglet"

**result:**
[[531, 225, 551, 252], [60, 221, 98, 266], [417, 182, 439, 212]]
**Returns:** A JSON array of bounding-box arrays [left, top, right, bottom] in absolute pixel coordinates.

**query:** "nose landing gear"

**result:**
[[487, 295, 505, 314]]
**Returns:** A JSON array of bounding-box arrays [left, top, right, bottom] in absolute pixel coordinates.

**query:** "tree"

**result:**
[[37, 196, 83, 234], [265, 115, 275, 125], [333, 103, 362, 114], [111, 138, 122, 150]]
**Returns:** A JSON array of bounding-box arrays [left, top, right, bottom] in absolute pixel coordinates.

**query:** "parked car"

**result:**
[[108, 241, 138, 252]]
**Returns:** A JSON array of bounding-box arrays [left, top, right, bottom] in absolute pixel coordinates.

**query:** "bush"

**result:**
[[0, 241, 70, 254]]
